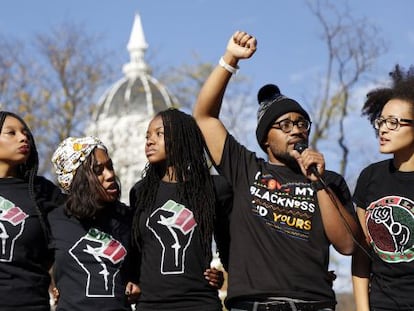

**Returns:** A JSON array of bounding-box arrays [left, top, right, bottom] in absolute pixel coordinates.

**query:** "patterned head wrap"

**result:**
[[51, 136, 107, 193]]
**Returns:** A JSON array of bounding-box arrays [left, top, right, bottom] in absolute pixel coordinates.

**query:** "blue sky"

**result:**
[[2, 0, 413, 293], [2, 0, 413, 179], [2, 0, 413, 95]]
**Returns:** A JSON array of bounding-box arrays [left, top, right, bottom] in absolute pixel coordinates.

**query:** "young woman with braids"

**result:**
[[130, 108, 228, 311], [352, 65, 414, 311], [0, 111, 63, 310]]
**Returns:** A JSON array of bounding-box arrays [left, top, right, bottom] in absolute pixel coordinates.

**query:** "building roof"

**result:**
[[93, 13, 177, 121]]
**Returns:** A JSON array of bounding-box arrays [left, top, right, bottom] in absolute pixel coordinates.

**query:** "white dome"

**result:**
[[87, 13, 177, 203]]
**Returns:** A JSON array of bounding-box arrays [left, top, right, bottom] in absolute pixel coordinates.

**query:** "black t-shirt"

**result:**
[[218, 135, 354, 308], [212, 174, 233, 271], [353, 159, 414, 310], [48, 201, 135, 311], [130, 180, 222, 311], [0, 176, 61, 311]]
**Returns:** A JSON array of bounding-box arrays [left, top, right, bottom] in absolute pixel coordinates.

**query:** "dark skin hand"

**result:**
[[125, 281, 141, 304], [51, 281, 142, 306], [204, 267, 225, 289]]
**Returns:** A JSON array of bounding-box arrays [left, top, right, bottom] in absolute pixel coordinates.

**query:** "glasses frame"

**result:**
[[271, 118, 311, 133], [374, 117, 414, 131]]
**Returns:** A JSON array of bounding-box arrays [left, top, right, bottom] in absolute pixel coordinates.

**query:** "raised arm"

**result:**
[[193, 31, 257, 165]]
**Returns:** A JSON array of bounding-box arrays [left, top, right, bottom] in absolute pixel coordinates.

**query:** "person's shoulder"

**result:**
[[115, 200, 133, 212], [34, 175, 64, 195], [323, 169, 348, 185], [355, 159, 391, 179], [130, 178, 147, 192], [362, 159, 390, 171], [113, 200, 135, 217], [34, 175, 57, 188], [34, 175, 66, 211], [324, 169, 343, 178], [129, 178, 147, 203], [48, 203, 66, 219]]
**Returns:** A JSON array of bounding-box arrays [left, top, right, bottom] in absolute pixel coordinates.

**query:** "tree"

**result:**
[[306, 0, 387, 176], [300, 3, 388, 305], [0, 22, 116, 174], [158, 53, 256, 145]]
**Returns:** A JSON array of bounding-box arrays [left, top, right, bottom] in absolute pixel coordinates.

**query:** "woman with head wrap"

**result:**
[[0, 111, 63, 311], [49, 136, 140, 310]]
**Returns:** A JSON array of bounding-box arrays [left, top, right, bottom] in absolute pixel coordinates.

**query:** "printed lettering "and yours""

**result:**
[[251, 185, 315, 231]]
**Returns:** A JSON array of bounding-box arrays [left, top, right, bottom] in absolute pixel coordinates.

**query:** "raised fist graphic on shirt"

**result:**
[[370, 205, 410, 253], [69, 228, 127, 297], [0, 197, 28, 262], [147, 200, 197, 274]]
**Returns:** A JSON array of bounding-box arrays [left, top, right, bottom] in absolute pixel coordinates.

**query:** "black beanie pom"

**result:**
[[257, 84, 281, 104]]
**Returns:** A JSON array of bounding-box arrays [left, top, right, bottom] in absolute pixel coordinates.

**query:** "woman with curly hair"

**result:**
[[352, 65, 414, 311]]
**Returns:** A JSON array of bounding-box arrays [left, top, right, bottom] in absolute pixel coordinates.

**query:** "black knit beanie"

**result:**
[[256, 84, 311, 151]]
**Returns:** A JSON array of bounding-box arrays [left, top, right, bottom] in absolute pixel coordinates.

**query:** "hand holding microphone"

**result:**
[[293, 141, 327, 191], [293, 141, 321, 178], [293, 141, 325, 180]]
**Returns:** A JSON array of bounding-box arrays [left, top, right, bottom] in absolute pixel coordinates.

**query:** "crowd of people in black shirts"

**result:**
[[0, 30, 413, 311]]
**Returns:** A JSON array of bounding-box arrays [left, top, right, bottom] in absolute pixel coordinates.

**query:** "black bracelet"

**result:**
[[311, 180, 325, 191]]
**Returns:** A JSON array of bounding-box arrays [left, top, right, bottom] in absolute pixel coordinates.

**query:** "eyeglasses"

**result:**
[[271, 118, 311, 133], [374, 117, 414, 131]]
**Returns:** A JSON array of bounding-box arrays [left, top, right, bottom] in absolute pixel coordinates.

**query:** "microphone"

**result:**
[[293, 141, 321, 179]]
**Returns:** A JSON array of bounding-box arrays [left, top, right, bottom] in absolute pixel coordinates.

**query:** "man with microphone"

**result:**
[[193, 30, 360, 311]]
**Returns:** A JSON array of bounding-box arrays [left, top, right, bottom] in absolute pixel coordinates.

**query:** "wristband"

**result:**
[[219, 57, 239, 74], [311, 180, 325, 192]]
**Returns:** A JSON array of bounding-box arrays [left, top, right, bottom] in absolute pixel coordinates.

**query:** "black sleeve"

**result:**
[[122, 239, 141, 284], [34, 176, 66, 214], [212, 175, 233, 271], [325, 171, 356, 216], [352, 165, 371, 210], [33, 176, 66, 267], [129, 180, 142, 209]]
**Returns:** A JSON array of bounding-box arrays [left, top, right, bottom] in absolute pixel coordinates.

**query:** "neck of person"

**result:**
[[162, 166, 179, 183], [0, 164, 18, 178], [267, 152, 285, 166], [393, 149, 414, 172]]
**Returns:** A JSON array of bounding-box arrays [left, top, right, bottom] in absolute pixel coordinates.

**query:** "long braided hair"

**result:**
[[0, 111, 50, 246], [131, 108, 216, 265], [362, 64, 414, 124]]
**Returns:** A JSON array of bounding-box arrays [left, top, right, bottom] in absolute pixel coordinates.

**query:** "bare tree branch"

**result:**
[[0, 23, 116, 175], [306, 0, 387, 175]]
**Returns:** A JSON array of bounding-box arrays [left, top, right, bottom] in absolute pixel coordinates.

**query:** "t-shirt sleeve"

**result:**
[[326, 171, 356, 215], [129, 180, 143, 208], [352, 166, 371, 210], [217, 134, 260, 187], [34, 176, 66, 214], [212, 175, 233, 271]]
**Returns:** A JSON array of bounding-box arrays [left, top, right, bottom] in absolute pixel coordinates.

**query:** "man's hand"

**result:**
[[226, 30, 257, 60]]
